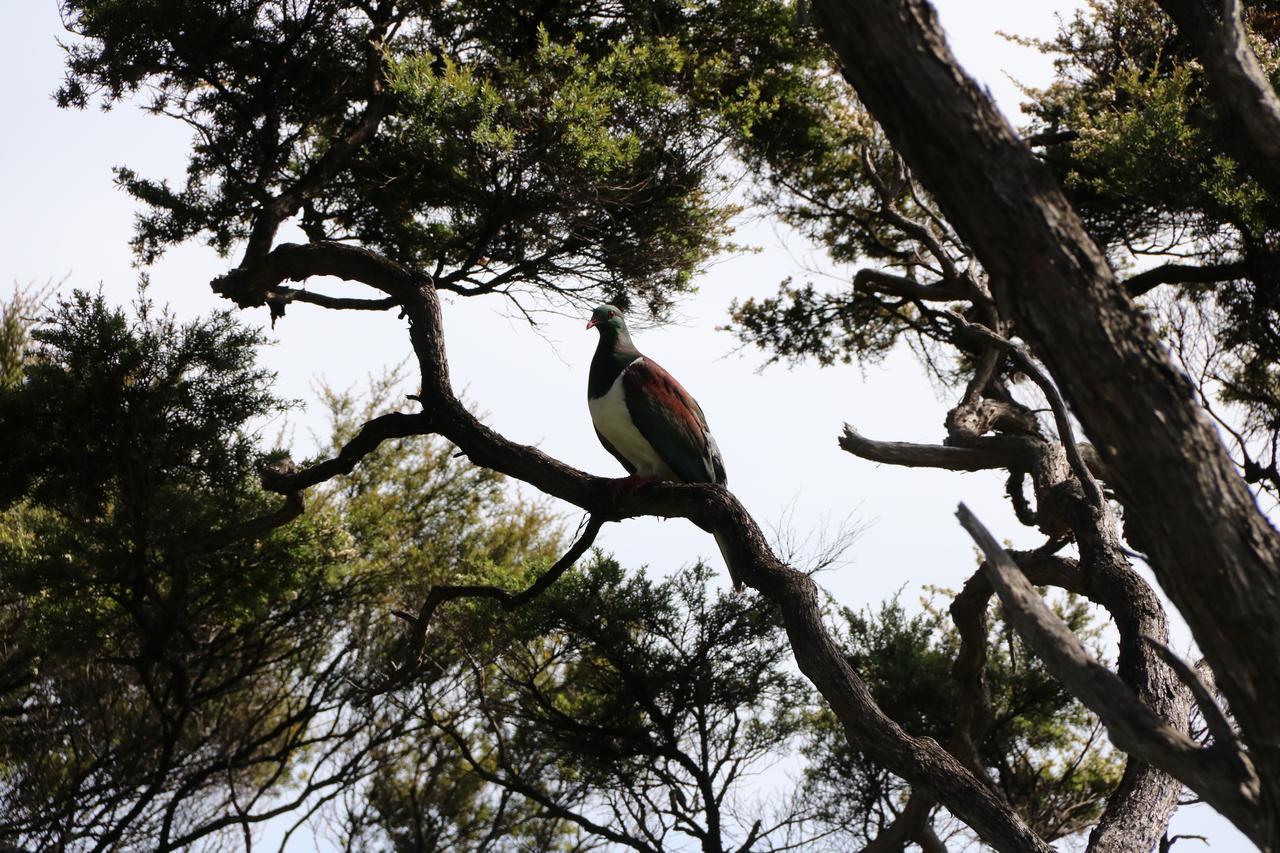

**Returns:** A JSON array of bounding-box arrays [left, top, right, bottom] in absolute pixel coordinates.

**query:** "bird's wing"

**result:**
[[622, 358, 726, 485], [594, 427, 638, 475]]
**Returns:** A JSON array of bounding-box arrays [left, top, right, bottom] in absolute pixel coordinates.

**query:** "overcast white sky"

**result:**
[[0, 1, 1251, 849]]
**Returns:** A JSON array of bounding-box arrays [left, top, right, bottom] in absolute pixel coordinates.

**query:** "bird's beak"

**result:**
[[585, 318, 599, 330]]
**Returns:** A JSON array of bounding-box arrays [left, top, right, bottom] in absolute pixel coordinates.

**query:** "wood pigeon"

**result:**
[[586, 304, 740, 587]]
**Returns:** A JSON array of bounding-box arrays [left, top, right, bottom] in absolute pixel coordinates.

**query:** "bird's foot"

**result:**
[[609, 474, 661, 499]]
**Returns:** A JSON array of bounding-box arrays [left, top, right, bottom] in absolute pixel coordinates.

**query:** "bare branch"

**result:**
[[839, 424, 1037, 471], [268, 287, 398, 312]]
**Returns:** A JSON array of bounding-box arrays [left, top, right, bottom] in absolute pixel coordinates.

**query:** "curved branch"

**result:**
[[263, 411, 431, 493], [213, 241, 425, 309]]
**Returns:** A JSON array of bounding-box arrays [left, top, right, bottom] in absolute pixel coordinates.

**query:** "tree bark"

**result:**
[[811, 0, 1280, 845]]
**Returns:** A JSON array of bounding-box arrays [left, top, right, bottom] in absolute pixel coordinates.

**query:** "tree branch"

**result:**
[[955, 503, 1262, 843], [268, 286, 399, 312], [839, 424, 1038, 471], [853, 268, 967, 302], [217, 242, 1055, 853], [262, 411, 431, 494], [1122, 261, 1249, 297]]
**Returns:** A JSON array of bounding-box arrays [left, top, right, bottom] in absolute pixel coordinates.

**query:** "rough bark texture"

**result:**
[[812, 0, 1280, 845]]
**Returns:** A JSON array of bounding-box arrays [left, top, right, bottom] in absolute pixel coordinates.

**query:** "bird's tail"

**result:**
[[713, 529, 744, 592]]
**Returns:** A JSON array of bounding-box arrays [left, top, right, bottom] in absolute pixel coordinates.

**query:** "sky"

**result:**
[[0, 1, 1251, 850]]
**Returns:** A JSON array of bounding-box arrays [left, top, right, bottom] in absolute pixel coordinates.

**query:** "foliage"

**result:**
[[802, 593, 1122, 847], [0, 291, 346, 847], [57, 0, 826, 318], [0, 294, 560, 850]]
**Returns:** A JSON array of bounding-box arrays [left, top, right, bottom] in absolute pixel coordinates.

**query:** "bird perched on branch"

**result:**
[[585, 303, 739, 587]]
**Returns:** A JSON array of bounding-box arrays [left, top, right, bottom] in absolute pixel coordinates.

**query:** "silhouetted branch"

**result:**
[[396, 515, 606, 665], [1123, 262, 1248, 297]]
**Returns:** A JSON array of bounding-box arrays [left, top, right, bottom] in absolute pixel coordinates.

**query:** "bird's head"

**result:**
[[586, 304, 627, 336]]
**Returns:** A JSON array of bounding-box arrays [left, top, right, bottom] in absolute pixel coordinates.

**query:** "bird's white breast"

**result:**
[[588, 360, 678, 479]]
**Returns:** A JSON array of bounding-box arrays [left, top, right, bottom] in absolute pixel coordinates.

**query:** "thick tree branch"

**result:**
[[839, 425, 1037, 471], [213, 240, 425, 310], [268, 287, 398, 312], [1123, 261, 1249, 297], [853, 268, 967, 302], [956, 504, 1262, 844]]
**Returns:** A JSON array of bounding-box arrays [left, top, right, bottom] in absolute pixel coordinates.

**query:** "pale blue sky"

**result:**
[[0, 1, 1249, 849]]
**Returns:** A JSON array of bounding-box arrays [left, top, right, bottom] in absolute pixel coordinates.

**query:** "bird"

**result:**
[[585, 303, 740, 587]]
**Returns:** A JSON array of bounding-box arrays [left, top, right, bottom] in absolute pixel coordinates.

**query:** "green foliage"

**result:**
[[802, 592, 1123, 845], [728, 277, 913, 367], [58, 0, 826, 318], [1022, 0, 1280, 253], [0, 294, 562, 849], [0, 292, 352, 847], [354, 559, 816, 851], [0, 282, 55, 390]]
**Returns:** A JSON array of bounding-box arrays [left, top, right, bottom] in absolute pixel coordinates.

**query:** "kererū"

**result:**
[[586, 304, 740, 587]]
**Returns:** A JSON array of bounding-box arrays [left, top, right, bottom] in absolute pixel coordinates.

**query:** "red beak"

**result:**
[[585, 318, 599, 330]]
